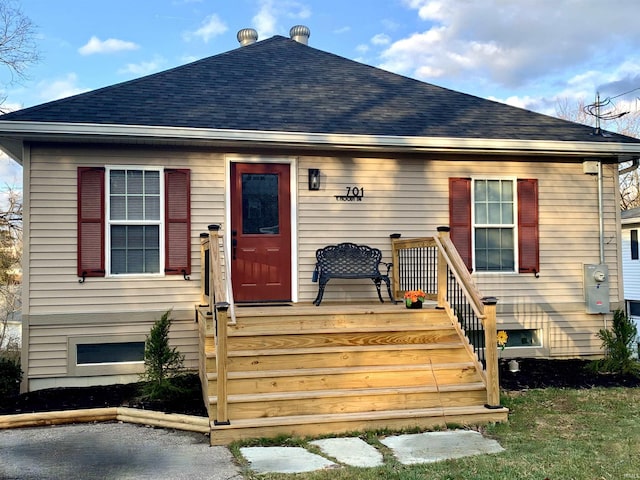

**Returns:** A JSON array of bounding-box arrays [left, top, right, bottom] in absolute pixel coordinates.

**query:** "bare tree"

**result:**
[[0, 0, 39, 84], [0, 186, 21, 351], [556, 97, 640, 210]]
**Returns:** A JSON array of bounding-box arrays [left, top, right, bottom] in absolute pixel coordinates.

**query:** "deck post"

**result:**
[[199, 232, 210, 307], [436, 227, 450, 309], [214, 302, 230, 425], [482, 296, 501, 408], [208, 225, 225, 304]]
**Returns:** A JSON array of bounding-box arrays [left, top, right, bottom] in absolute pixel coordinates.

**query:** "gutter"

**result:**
[[1, 121, 640, 164]]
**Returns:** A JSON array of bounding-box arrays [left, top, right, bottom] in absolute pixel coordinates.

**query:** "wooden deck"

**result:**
[[197, 301, 508, 445]]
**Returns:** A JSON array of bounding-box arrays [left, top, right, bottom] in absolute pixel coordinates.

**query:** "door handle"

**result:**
[[232, 238, 237, 260]]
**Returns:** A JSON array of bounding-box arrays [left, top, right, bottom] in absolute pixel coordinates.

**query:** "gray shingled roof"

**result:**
[[1, 35, 638, 144]]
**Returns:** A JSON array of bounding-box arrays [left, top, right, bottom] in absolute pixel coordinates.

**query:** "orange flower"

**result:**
[[403, 289, 426, 302]]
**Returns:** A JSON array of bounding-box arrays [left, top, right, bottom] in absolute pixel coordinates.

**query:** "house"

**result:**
[[621, 207, 640, 342], [1, 25, 640, 442]]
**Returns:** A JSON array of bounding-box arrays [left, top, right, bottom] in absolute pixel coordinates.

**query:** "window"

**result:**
[[69, 335, 147, 376], [449, 177, 539, 274], [473, 179, 515, 272], [632, 229, 639, 260], [77, 341, 145, 365], [108, 169, 161, 274], [77, 167, 191, 280]]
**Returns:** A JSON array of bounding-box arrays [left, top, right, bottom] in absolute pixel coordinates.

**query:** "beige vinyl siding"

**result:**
[[24, 146, 621, 388], [297, 156, 620, 357], [24, 145, 224, 386], [25, 312, 197, 383], [27, 145, 225, 314]]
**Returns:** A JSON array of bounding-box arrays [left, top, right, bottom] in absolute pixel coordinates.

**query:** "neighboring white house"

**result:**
[[621, 207, 640, 341]]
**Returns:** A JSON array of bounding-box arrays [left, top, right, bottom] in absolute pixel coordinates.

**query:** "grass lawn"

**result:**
[[231, 387, 640, 479]]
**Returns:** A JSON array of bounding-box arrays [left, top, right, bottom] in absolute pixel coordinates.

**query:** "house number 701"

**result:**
[[335, 186, 365, 202]]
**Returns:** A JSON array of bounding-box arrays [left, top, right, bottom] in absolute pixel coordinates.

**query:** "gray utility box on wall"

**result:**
[[584, 264, 610, 314]]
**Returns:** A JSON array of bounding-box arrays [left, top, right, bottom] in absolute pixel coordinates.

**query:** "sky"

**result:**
[[2, 0, 640, 192]]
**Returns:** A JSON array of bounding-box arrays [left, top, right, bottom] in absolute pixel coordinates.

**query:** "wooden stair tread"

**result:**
[[210, 404, 508, 429], [227, 323, 455, 336], [206, 342, 466, 359], [208, 382, 486, 404], [207, 361, 478, 381]]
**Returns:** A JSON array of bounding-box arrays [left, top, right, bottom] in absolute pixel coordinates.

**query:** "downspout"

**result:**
[[598, 160, 604, 264]]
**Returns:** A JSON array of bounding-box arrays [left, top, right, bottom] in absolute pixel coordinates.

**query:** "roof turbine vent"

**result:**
[[289, 25, 310, 45], [237, 28, 258, 46]]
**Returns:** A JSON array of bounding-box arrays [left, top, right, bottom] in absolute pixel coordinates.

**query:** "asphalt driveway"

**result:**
[[0, 422, 242, 480]]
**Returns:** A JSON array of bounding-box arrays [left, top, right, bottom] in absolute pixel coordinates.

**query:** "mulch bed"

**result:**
[[1, 360, 639, 417]]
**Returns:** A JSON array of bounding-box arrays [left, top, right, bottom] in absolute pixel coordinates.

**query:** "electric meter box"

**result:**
[[584, 264, 610, 314]]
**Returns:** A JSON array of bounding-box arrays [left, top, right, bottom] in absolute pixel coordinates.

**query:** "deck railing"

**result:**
[[391, 227, 500, 407], [199, 224, 235, 425]]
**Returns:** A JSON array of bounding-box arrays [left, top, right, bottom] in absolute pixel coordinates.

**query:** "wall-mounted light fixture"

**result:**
[[308, 169, 321, 190]]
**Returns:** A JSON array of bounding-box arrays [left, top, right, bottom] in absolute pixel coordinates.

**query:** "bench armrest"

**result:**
[[381, 262, 392, 275]]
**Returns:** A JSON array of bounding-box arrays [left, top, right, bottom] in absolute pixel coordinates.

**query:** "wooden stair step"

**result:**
[[207, 361, 478, 381], [227, 323, 454, 337], [218, 342, 465, 358], [208, 405, 509, 445], [211, 405, 508, 429], [208, 382, 486, 405]]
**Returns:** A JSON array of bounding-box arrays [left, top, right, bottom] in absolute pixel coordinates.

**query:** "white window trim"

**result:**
[[105, 165, 165, 278], [471, 176, 519, 273]]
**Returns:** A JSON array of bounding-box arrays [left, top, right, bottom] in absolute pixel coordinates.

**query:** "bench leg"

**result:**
[[384, 278, 395, 303], [313, 281, 328, 306], [373, 279, 384, 303]]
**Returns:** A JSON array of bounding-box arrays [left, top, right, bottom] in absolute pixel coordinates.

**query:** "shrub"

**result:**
[[591, 309, 640, 376], [0, 357, 22, 400], [140, 310, 186, 400]]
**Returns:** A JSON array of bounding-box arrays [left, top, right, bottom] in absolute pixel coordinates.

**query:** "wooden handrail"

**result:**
[[391, 229, 500, 407], [433, 232, 485, 320]]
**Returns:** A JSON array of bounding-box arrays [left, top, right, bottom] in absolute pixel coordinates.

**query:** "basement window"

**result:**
[[76, 342, 145, 365], [69, 335, 146, 376], [464, 329, 541, 348]]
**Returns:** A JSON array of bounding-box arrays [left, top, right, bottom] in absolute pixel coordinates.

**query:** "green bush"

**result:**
[[590, 309, 640, 376], [0, 357, 22, 399], [140, 310, 186, 400]]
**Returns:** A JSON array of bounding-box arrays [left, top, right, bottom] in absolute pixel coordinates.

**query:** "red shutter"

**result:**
[[164, 169, 191, 276], [449, 177, 473, 271], [518, 178, 539, 274], [77, 167, 105, 279]]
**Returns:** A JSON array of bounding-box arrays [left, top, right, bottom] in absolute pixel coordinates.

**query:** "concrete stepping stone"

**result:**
[[380, 430, 504, 465], [310, 437, 384, 467], [240, 446, 338, 474]]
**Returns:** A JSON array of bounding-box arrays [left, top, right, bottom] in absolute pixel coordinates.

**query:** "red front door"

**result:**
[[230, 163, 292, 302]]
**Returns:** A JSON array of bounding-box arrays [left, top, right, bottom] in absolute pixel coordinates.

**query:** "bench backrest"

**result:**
[[316, 243, 383, 276]]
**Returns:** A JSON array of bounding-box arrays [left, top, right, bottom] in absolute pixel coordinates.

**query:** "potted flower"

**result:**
[[404, 289, 426, 309]]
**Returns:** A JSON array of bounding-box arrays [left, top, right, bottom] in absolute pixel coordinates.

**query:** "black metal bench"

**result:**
[[312, 242, 395, 306]]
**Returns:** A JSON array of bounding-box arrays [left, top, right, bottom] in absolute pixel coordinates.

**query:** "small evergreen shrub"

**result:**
[[590, 309, 640, 376], [140, 310, 186, 400], [0, 357, 22, 399]]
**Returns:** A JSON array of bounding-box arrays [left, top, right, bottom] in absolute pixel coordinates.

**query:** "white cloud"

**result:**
[[78, 36, 139, 55], [371, 34, 391, 46], [118, 56, 166, 76], [384, 0, 640, 103], [333, 26, 350, 35], [36, 74, 88, 102], [184, 14, 228, 43]]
